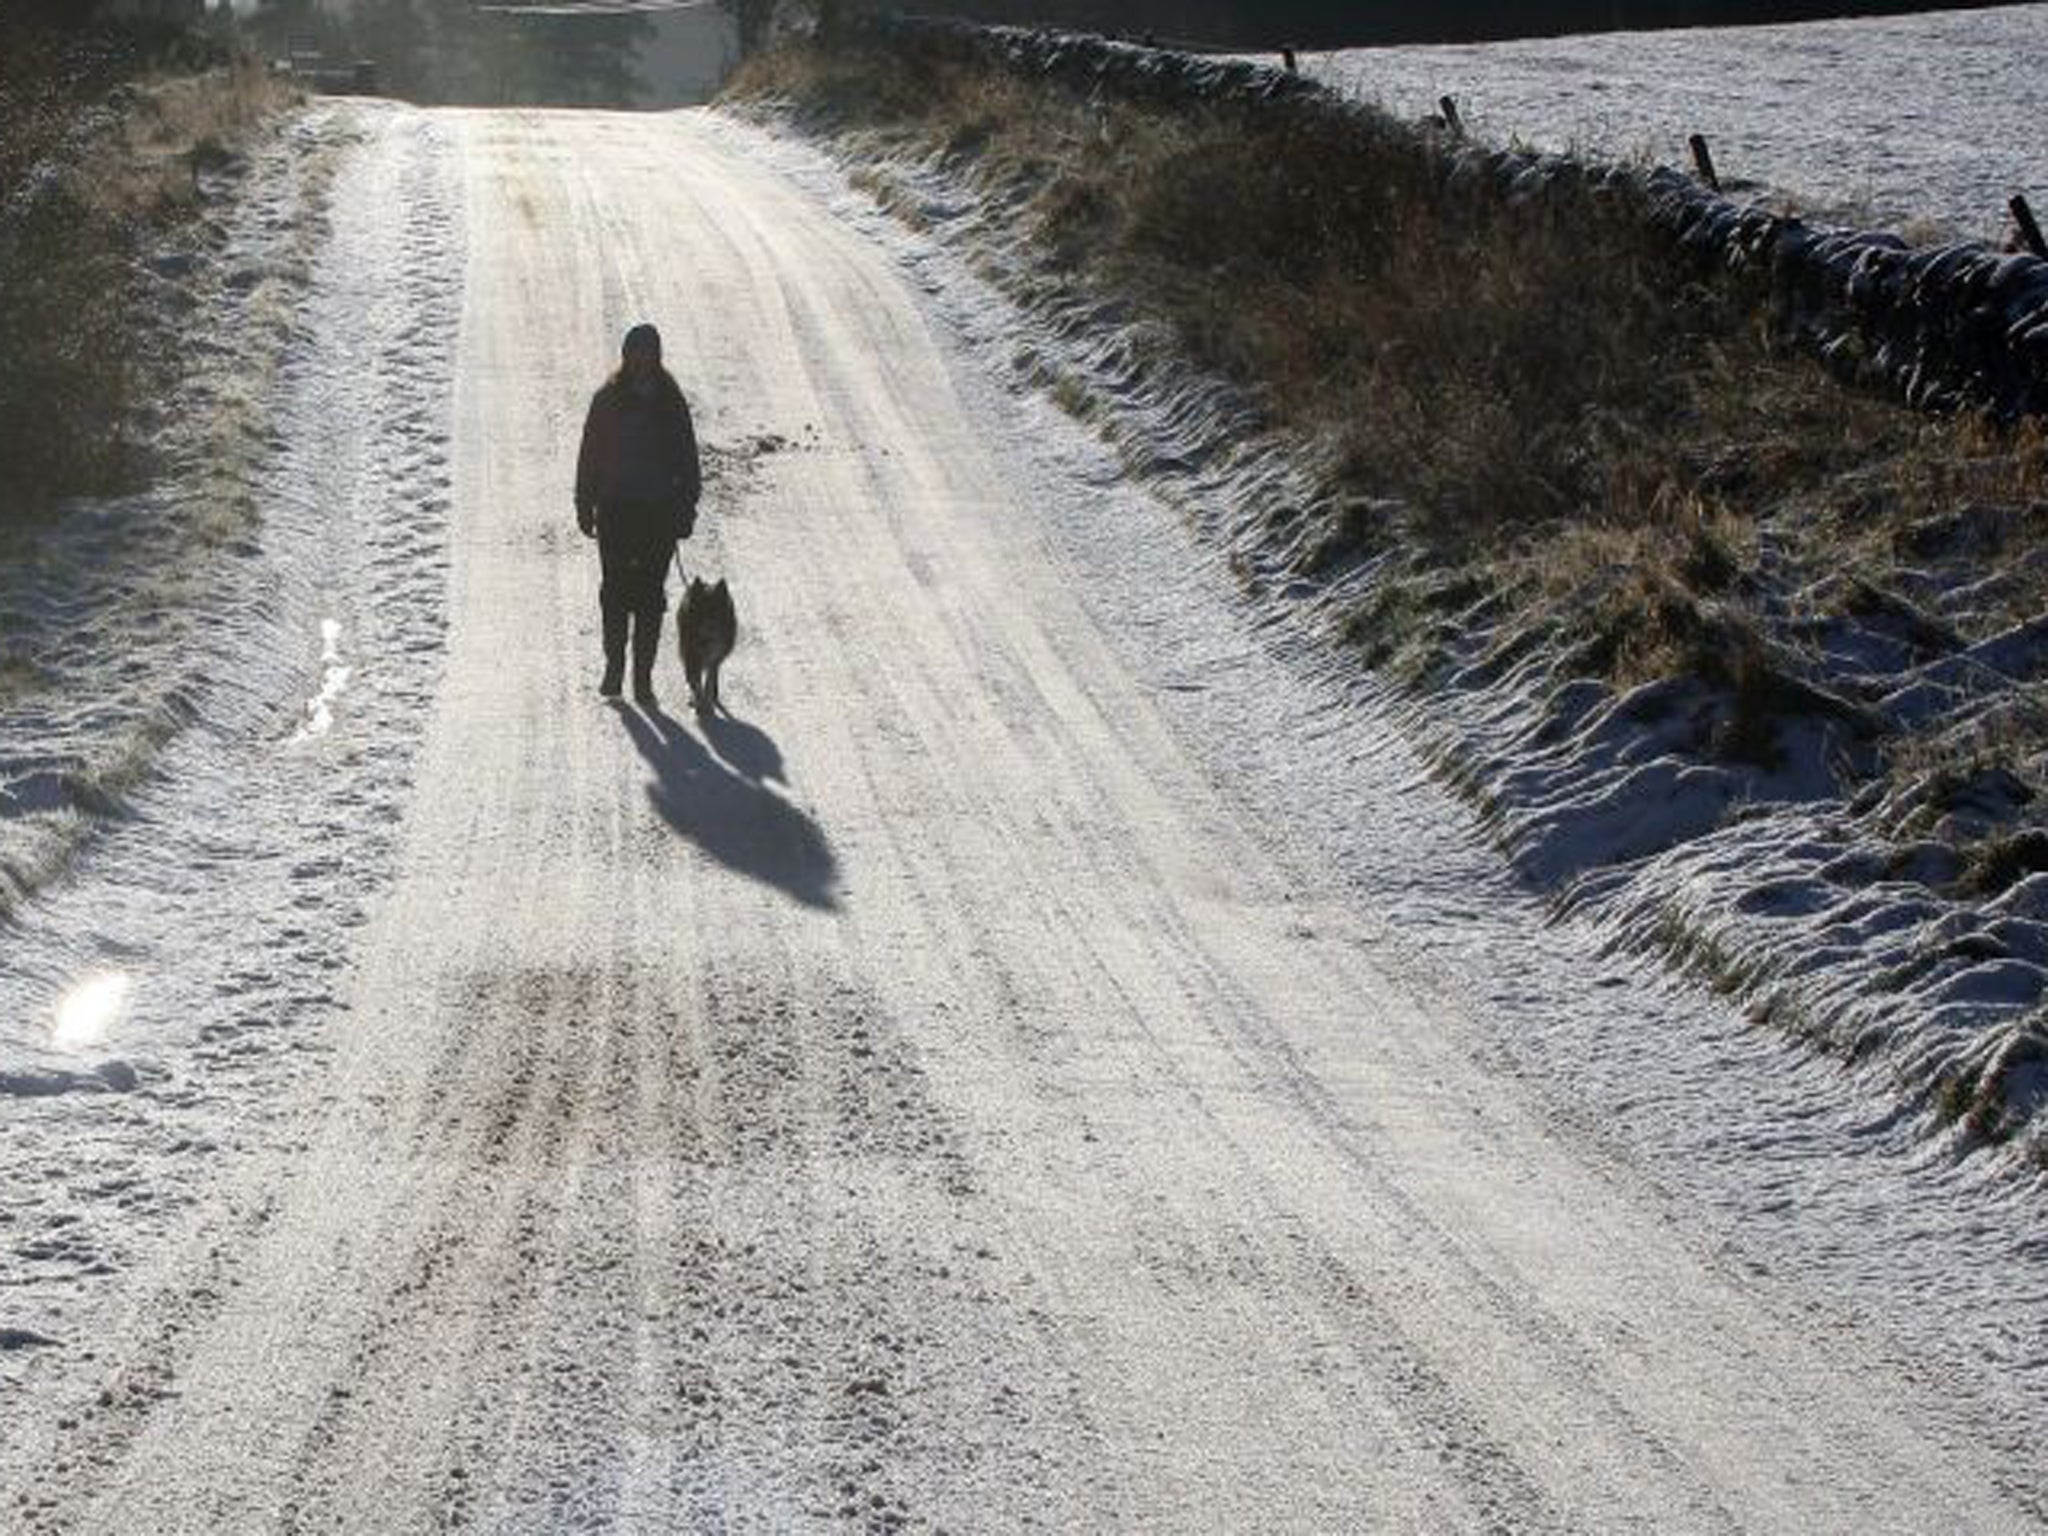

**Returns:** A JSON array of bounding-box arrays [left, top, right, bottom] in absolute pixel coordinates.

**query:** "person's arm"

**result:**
[[574, 390, 605, 536], [674, 395, 703, 539]]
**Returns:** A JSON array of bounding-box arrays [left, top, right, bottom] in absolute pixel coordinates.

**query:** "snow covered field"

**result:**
[[1298, 2, 2047, 239]]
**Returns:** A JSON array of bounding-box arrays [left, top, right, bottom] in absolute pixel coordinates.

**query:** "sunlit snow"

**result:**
[[291, 617, 354, 743], [1296, 2, 2045, 239], [51, 972, 131, 1053]]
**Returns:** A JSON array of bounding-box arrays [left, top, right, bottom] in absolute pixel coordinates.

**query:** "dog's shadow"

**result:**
[[699, 711, 785, 784], [622, 705, 838, 911]]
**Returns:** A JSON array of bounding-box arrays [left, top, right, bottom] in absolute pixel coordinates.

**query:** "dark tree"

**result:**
[[1, 0, 111, 29], [241, 0, 346, 54], [720, 0, 777, 55]]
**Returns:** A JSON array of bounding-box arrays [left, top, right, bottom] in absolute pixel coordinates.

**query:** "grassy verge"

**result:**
[[728, 32, 2046, 821], [0, 22, 293, 528]]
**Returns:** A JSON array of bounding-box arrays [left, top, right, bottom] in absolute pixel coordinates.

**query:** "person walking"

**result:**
[[575, 323, 702, 704]]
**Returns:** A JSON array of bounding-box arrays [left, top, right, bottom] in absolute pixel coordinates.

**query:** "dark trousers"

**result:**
[[597, 500, 674, 678]]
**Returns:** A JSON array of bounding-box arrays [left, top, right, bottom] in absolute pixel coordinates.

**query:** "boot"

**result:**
[[599, 608, 628, 697], [631, 607, 662, 706]]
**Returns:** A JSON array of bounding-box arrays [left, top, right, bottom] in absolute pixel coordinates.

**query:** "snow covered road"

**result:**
[[2, 104, 2043, 1530]]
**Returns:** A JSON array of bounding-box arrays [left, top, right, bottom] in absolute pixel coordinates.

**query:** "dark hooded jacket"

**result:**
[[575, 370, 702, 525]]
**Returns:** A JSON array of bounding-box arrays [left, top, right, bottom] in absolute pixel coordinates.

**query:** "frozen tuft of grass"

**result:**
[[0, 22, 292, 527]]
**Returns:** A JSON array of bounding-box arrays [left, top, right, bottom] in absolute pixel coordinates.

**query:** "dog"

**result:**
[[677, 576, 737, 715]]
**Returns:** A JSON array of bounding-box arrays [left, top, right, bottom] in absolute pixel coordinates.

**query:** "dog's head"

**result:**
[[680, 577, 735, 641]]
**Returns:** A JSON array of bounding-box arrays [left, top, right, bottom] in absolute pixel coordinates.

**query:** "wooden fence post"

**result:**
[[1281, 47, 1297, 74], [1689, 133, 1720, 191], [2013, 195, 2048, 260], [1439, 95, 1463, 138]]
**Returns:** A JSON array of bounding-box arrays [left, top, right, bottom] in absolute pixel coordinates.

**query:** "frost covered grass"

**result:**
[[1, 38, 318, 929], [728, 37, 2039, 610], [734, 38, 1724, 535], [730, 27, 2048, 1165], [0, 23, 291, 526]]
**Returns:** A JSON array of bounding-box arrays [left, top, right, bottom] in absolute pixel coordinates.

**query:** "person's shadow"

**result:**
[[620, 705, 839, 911]]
